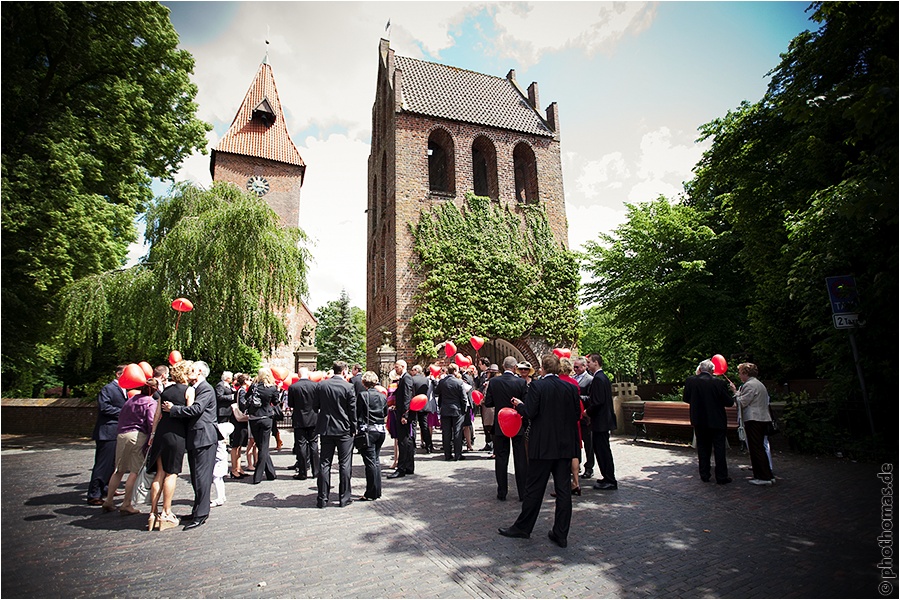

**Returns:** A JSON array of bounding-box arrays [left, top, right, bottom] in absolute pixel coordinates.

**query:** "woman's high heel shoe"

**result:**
[[147, 513, 159, 531], [157, 512, 180, 531], [229, 471, 247, 479], [572, 486, 582, 496]]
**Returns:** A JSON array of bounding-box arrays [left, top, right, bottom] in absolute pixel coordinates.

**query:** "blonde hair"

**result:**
[[169, 360, 193, 384], [558, 356, 574, 375], [255, 367, 276, 386]]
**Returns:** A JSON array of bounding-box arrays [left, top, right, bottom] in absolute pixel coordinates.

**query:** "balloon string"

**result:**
[[175, 312, 182, 333]]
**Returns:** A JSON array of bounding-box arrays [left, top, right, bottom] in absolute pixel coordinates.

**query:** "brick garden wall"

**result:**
[[2, 399, 96, 437]]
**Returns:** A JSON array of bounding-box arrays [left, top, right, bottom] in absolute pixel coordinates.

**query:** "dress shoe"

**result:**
[[293, 474, 308, 480], [229, 472, 247, 479], [716, 477, 733, 485], [87, 498, 104, 506], [749, 478, 773, 486], [593, 481, 618, 490], [339, 500, 353, 508], [701, 476, 711, 482], [581, 470, 594, 479], [316, 502, 326, 509], [210, 498, 225, 507], [498, 527, 530, 539], [572, 486, 581, 496], [182, 517, 207, 531], [387, 470, 406, 479], [497, 494, 507, 501], [357, 496, 373, 501], [548, 530, 567, 548]]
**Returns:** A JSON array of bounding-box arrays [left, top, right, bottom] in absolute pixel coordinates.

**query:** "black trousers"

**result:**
[[353, 431, 385, 499], [186, 443, 216, 519], [250, 417, 277, 484], [745, 420, 774, 480], [88, 439, 117, 500], [441, 414, 463, 460], [512, 457, 573, 540], [416, 411, 433, 451], [493, 433, 527, 500], [581, 424, 594, 472], [318, 434, 354, 506], [591, 430, 616, 483], [694, 427, 728, 482], [293, 425, 319, 478], [396, 417, 415, 474]]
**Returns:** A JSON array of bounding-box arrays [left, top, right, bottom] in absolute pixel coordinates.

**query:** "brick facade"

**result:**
[[367, 40, 569, 368], [212, 152, 305, 228]]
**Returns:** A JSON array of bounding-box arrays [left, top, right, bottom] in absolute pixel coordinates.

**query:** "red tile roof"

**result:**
[[215, 62, 305, 167]]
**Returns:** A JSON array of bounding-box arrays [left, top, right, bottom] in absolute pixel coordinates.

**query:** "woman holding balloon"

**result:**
[[729, 363, 775, 486]]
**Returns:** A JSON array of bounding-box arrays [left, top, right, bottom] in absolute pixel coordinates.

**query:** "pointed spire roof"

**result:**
[[215, 62, 305, 167]]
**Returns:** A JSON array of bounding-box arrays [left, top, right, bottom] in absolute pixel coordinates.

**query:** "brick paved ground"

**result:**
[[0, 431, 888, 599]]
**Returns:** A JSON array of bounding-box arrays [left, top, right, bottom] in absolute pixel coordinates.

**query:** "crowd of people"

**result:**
[[86, 350, 774, 545]]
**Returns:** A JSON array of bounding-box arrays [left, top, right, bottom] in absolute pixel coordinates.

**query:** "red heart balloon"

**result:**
[[171, 297, 193, 312], [497, 407, 523, 437], [429, 364, 441, 378], [712, 354, 728, 376], [138, 361, 153, 379], [472, 390, 484, 405], [168, 350, 182, 365], [444, 341, 457, 358], [127, 389, 140, 398], [470, 336, 485, 350], [454, 353, 467, 367], [271, 366, 289, 382], [310, 371, 325, 382], [410, 394, 428, 411], [118, 364, 148, 390], [552, 348, 571, 359]]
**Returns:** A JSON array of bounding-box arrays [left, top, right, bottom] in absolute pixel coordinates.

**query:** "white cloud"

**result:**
[[575, 151, 630, 199], [636, 126, 704, 181], [491, 1, 656, 66], [565, 201, 628, 253]]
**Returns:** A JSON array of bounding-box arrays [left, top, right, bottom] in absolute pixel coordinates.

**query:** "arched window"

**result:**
[[471, 136, 498, 199], [428, 129, 455, 194], [513, 142, 539, 204]]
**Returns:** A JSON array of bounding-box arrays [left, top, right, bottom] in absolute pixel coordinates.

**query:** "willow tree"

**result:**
[[59, 182, 311, 372], [409, 192, 580, 358]]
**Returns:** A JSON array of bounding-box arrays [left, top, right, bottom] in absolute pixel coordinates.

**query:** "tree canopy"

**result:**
[[314, 290, 366, 370], [1, 2, 211, 394], [59, 182, 311, 377], [410, 193, 580, 359]]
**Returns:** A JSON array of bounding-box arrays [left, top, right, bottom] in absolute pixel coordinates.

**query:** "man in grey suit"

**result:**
[[499, 353, 581, 548], [314, 361, 357, 507], [162, 360, 217, 530]]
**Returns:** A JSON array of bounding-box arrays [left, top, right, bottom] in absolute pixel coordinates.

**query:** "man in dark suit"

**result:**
[[499, 353, 581, 548], [87, 365, 127, 505], [410, 364, 434, 453], [313, 361, 357, 507], [573, 356, 594, 478], [683, 359, 735, 484], [434, 363, 467, 461], [387, 359, 416, 478], [288, 367, 320, 480], [585, 353, 618, 490], [214, 371, 234, 423], [163, 360, 218, 530], [349, 363, 366, 396], [483, 356, 529, 501]]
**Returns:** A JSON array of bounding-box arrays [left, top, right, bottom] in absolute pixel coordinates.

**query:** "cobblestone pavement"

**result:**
[[0, 431, 888, 599]]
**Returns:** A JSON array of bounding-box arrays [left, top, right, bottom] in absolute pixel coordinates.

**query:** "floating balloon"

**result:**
[[552, 348, 572, 359], [429, 364, 442, 378], [138, 361, 153, 379], [127, 389, 140, 398], [497, 407, 523, 437], [470, 336, 485, 351], [454, 353, 469, 368], [375, 385, 388, 396], [168, 350, 182, 366], [472, 390, 484, 406], [410, 394, 428, 411], [118, 364, 147, 390], [712, 354, 728, 376], [171, 298, 194, 312], [271, 366, 289, 382], [310, 371, 325, 383], [444, 340, 457, 358]]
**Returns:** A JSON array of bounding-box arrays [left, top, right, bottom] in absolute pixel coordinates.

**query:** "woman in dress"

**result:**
[[248, 368, 279, 484], [146, 360, 194, 531], [354, 371, 388, 501], [102, 378, 157, 515], [229, 373, 250, 478], [557, 357, 584, 496]]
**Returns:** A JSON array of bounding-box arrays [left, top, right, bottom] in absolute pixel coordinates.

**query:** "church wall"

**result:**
[[213, 151, 304, 228]]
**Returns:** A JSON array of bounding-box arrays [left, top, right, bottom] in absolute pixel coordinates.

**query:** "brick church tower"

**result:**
[[211, 58, 316, 370], [366, 39, 569, 367]]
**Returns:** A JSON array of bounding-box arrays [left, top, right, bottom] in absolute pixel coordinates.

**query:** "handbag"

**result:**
[[272, 402, 284, 421], [231, 402, 250, 423]]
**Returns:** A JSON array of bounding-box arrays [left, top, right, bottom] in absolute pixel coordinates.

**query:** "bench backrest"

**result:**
[[642, 401, 739, 428]]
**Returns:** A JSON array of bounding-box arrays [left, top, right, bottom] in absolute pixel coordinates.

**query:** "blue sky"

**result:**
[[151, 1, 815, 311]]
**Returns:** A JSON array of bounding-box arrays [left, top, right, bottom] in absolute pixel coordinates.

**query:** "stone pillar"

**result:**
[[611, 382, 641, 434], [293, 322, 318, 372], [375, 329, 397, 387]]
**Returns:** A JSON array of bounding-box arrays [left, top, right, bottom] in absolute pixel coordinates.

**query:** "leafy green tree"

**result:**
[[314, 290, 366, 370], [58, 182, 310, 375], [582, 198, 747, 381], [1, 2, 211, 395], [578, 306, 642, 383], [410, 193, 580, 358]]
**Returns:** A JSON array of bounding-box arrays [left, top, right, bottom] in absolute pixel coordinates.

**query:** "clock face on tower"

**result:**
[[246, 176, 270, 196]]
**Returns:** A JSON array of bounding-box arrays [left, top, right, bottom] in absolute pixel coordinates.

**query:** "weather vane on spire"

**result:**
[[264, 25, 270, 64]]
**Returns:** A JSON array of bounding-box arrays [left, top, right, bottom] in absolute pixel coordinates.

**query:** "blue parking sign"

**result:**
[[825, 275, 859, 314]]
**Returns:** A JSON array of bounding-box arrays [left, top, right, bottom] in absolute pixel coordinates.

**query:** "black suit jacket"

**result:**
[[350, 374, 366, 396], [394, 371, 415, 419], [434, 375, 467, 417], [169, 378, 218, 450], [683, 372, 734, 429], [516, 375, 581, 460], [586, 369, 616, 432], [92, 379, 127, 441], [411, 374, 430, 410], [214, 380, 235, 418], [483, 371, 528, 436], [314, 376, 357, 437], [288, 378, 319, 428]]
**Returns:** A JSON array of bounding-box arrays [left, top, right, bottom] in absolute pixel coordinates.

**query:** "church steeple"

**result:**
[[211, 61, 305, 177]]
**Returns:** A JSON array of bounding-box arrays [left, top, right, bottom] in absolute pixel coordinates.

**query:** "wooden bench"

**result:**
[[632, 401, 738, 442]]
